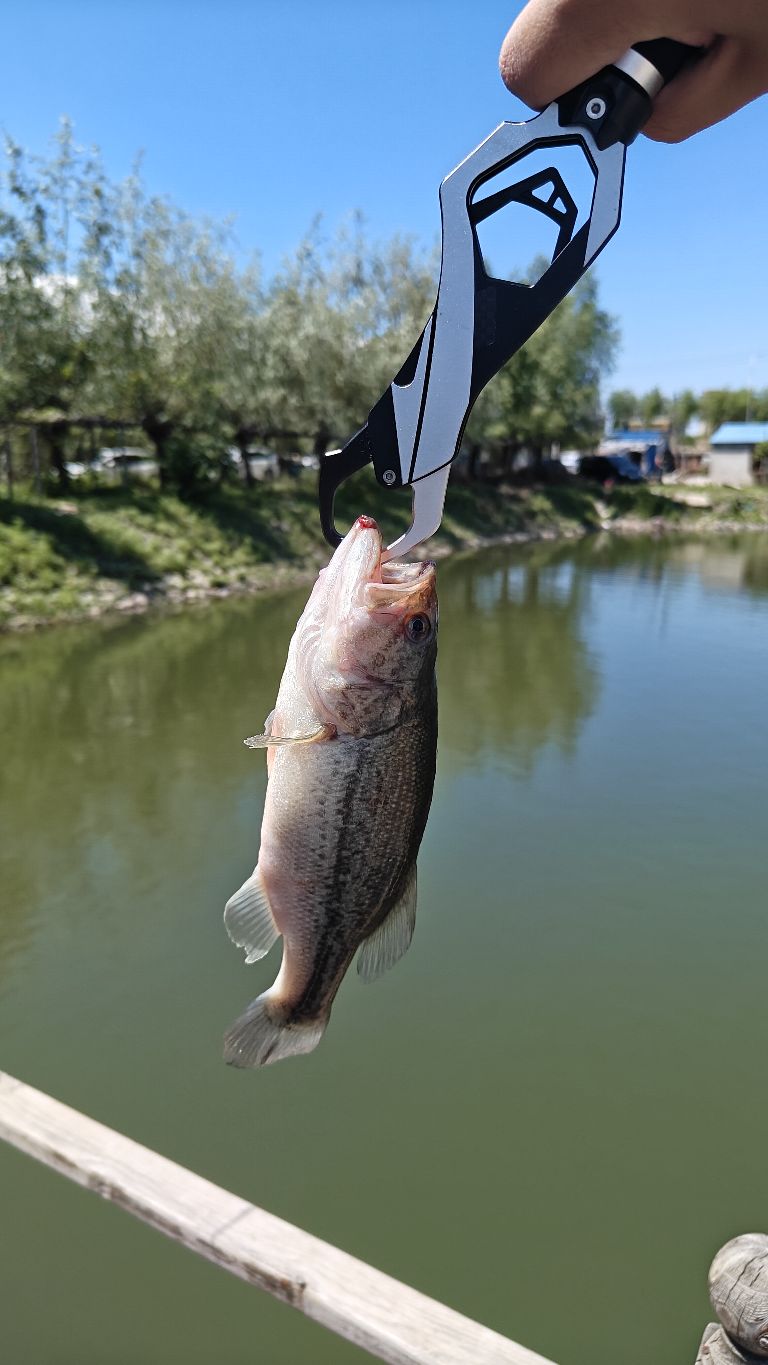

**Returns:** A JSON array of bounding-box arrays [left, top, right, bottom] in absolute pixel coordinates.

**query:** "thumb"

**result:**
[[499, 0, 712, 111]]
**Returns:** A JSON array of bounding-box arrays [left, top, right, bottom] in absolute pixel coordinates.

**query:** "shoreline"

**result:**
[[2, 478, 767, 634]]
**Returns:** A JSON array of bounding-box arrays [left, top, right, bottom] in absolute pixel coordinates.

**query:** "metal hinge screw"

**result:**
[[382, 469, 397, 486], [586, 98, 606, 119]]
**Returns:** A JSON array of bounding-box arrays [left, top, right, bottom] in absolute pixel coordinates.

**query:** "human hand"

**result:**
[[499, 0, 768, 141]]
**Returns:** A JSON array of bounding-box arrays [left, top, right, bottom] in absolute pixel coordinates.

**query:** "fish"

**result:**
[[223, 514, 438, 1068]]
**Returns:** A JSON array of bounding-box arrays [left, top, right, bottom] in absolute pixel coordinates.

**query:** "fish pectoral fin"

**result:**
[[357, 864, 418, 984], [224, 865, 280, 963], [244, 722, 334, 749]]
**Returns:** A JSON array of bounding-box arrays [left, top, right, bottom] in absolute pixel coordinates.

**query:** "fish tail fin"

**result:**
[[223, 991, 327, 1069]]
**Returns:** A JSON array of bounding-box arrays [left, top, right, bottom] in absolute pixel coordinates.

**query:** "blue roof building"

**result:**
[[607, 429, 668, 446], [710, 422, 768, 446], [708, 422, 768, 487]]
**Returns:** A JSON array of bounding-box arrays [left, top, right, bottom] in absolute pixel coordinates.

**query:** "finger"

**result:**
[[644, 36, 768, 140], [499, 0, 712, 109]]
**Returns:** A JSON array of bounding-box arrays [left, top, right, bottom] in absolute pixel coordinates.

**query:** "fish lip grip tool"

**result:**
[[318, 38, 701, 561]]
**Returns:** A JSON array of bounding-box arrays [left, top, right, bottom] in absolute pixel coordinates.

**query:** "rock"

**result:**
[[116, 592, 150, 613]]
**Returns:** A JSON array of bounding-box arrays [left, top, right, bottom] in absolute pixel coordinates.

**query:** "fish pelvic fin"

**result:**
[[357, 863, 417, 984], [224, 865, 280, 964], [223, 991, 327, 1069]]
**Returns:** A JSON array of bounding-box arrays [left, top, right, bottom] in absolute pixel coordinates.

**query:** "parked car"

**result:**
[[227, 447, 280, 480], [64, 460, 91, 480], [66, 447, 158, 481], [578, 453, 644, 485], [277, 453, 321, 477], [558, 450, 582, 474]]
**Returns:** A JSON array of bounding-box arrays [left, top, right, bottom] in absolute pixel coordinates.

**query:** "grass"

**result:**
[[2, 473, 768, 629]]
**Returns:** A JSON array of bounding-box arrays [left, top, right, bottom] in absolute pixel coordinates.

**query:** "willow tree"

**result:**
[[0, 121, 109, 487], [258, 220, 437, 456], [608, 389, 638, 429], [83, 167, 257, 492], [467, 266, 618, 467]]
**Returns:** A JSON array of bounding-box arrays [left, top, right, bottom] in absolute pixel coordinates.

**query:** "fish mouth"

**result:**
[[338, 516, 436, 611], [380, 560, 432, 586], [367, 553, 436, 613]]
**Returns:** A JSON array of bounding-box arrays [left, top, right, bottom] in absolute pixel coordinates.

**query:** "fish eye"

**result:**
[[405, 613, 432, 642]]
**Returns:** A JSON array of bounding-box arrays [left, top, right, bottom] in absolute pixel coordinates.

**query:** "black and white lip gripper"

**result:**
[[318, 38, 701, 560]]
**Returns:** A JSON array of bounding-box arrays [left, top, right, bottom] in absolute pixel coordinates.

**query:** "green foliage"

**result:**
[[468, 265, 618, 456], [698, 388, 768, 430], [608, 389, 637, 428], [0, 515, 67, 588], [0, 476, 604, 624], [1, 121, 622, 497], [640, 386, 665, 426], [6, 477, 768, 627], [668, 388, 698, 435], [604, 385, 768, 439]]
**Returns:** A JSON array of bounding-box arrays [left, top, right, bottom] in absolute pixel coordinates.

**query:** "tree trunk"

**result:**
[[142, 417, 174, 489], [468, 442, 483, 480], [30, 426, 42, 494], [236, 432, 254, 488], [4, 435, 12, 500], [313, 425, 330, 458], [503, 442, 520, 476], [47, 425, 70, 492]]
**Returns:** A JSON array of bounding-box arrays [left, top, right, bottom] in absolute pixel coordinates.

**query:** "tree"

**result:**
[[607, 389, 636, 429], [259, 218, 437, 455], [639, 386, 666, 426], [1, 120, 622, 498], [0, 121, 109, 487], [467, 264, 618, 465], [84, 169, 257, 493], [669, 389, 698, 437], [698, 387, 768, 431]]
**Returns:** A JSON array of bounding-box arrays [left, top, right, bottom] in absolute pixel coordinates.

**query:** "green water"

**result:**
[[1, 533, 768, 1365]]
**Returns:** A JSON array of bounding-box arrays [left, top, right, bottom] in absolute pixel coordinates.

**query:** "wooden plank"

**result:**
[[695, 1324, 743, 1364], [0, 1071, 556, 1365]]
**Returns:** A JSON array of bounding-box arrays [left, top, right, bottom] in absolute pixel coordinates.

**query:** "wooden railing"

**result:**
[[1, 1069, 765, 1364], [0, 1071, 553, 1365]]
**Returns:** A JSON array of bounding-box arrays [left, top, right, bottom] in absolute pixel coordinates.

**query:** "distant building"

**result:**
[[708, 422, 768, 487], [602, 429, 670, 477]]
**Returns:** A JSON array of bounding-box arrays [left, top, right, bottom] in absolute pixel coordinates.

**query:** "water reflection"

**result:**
[[2, 534, 768, 1365], [0, 544, 601, 970], [573, 530, 768, 599], [0, 590, 307, 973], [438, 542, 598, 773], [5, 529, 766, 978]]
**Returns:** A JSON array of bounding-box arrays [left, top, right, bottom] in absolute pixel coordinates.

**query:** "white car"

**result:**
[[66, 447, 158, 481], [227, 447, 280, 480], [558, 450, 582, 474]]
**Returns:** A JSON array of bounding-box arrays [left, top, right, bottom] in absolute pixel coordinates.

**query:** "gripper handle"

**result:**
[[557, 37, 704, 148]]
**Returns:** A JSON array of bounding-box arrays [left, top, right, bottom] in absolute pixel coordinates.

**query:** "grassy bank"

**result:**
[[2, 472, 768, 629]]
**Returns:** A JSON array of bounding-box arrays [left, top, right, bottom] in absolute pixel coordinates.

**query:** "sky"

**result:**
[[1, 0, 766, 399]]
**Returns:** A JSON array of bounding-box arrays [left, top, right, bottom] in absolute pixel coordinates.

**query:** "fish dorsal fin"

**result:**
[[244, 721, 334, 749], [357, 865, 417, 984], [224, 865, 280, 964]]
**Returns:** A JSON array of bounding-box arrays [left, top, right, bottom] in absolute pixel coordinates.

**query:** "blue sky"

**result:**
[[1, 0, 766, 398]]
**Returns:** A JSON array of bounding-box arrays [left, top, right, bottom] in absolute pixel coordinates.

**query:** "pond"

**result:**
[[1, 532, 768, 1365]]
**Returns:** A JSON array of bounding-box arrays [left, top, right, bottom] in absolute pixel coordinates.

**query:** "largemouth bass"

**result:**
[[223, 514, 438, 1068]]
